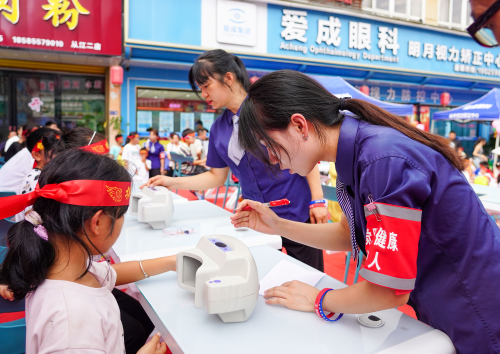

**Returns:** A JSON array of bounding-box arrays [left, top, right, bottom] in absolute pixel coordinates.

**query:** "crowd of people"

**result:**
[[109, 126, 210, 192], [447, 131, 499, 187]]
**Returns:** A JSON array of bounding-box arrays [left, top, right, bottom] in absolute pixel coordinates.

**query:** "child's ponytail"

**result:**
[[1, 218, 56, 300]]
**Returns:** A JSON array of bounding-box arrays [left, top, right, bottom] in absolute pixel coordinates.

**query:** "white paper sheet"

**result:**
[[259, 260, 324, 296]]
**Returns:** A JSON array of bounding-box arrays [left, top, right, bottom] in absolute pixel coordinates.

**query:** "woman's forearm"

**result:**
[[113, 256, 176, 286], [322, 280, 409, 314], [276, 214, 352, 251], [168, 167, 229, 190]]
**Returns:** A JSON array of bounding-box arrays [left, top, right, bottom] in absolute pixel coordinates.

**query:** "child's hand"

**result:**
[[137, 333, 167, 354], [0, 284, 14, 301]]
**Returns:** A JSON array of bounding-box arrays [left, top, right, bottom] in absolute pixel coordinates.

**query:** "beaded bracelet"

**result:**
[[314, 288, 344, 322]]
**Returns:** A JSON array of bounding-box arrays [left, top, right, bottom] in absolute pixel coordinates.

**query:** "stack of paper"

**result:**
[[259, 260, 324, 295]]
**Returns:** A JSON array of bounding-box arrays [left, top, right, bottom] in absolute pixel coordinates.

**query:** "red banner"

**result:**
[[0, 0, 122, 56]]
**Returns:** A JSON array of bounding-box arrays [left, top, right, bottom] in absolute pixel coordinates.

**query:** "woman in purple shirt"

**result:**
[[230, 70, 500, 353], [145, 128, 165, 178], [144, 50, 327, 271]]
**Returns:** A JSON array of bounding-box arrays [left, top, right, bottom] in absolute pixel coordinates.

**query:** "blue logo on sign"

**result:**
[[228, 8, 246, 24]]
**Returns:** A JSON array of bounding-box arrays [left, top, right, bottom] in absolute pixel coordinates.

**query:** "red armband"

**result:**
[[360, 202, 421, 292]]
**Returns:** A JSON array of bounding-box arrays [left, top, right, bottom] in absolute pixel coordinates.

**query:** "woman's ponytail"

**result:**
[[232, 55, 251, 91], [343, 98, 462, 170], [0, 220, 56, 300], [238, 69, 463, 172]]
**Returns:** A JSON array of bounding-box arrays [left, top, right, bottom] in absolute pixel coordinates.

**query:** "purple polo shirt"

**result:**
[[207, 108, 311, 222], [336, 115, 500, 353]]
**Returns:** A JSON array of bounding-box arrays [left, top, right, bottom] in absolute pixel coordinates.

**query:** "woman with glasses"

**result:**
[[231, 70, 500, 353]]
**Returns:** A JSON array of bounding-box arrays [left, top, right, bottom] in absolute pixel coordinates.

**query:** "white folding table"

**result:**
[[135, 245, 455, 354], [112, 200, 282, 263]]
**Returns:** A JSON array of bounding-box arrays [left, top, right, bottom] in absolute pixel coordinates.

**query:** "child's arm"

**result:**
[[112, 256, 176, 286]]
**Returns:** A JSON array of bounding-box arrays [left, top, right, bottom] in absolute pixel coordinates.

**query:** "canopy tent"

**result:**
[[433, 88, 500, 121], [433, 88, 500, 174], [310, 75, 414, 116]]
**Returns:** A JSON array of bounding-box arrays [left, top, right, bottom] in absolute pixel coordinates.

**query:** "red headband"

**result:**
[[32, 140, 45, 169], [182, 133, 196, 142], [0, 180, 131, 220], [79, 140, 110, 155]]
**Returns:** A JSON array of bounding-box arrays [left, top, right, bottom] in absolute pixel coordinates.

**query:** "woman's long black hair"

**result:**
[[188, 49, 251, 94], [238, 70, 462, 172], [0, 149, 131, 300]]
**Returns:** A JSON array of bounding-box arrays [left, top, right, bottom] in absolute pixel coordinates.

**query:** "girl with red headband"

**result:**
[[0, 149, 173, 354], [14, 127, 60, 222], [122, 132, 141, 164]]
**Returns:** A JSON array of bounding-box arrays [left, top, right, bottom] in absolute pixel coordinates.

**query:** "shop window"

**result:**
[[9, 73, 105, 134], [136, 88, 224, 137], [61, 76, 105, 133], [438, 0, 473, 30], [363, 0, 424, 22]]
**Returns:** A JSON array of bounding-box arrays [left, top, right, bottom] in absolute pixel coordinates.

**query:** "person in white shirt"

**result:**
[[122, 132, 141, 164], [165, 133, 183, 177], [197, 128, 209, 158], [3, 130, 19, 153], [0, 148, 33, 192], [135, 148, 152, 184]]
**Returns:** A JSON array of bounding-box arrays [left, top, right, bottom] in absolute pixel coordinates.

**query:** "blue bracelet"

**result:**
[[318, 289, 344, 322], [310, 199, 327, 205]]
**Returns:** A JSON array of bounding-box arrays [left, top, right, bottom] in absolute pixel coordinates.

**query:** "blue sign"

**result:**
[[267, 4, 500, 80]]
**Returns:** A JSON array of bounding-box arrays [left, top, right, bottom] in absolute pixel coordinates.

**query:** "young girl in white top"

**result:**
[[122, 132, 142, 164], [0, 149, 173, 354]]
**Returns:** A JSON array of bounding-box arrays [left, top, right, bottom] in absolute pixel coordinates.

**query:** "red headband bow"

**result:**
[[0, 180, 131, 220], [79, 140, 110, 155]]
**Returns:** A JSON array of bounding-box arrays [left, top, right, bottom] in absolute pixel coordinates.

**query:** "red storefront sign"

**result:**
[[0, 0, 122, 56]]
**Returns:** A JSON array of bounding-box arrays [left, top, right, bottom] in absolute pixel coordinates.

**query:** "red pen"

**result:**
[[242, 199, 290, 211]]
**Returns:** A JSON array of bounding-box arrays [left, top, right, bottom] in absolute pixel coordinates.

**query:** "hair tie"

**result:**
[[339, 97, 348, 111], [25, 211, 48, 241]]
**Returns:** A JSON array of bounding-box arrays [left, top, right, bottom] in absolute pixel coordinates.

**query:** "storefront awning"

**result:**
[[310, 75, 414, 116], [433, 88, 500, 121]]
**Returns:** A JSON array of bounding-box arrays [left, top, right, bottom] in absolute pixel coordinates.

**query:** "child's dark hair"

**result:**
[[26, 128, 60, 161], [0, 149, 131, 300], [140, 148, 148, 153], [182, 128, 195, 138], [115, 134, 123, 141], [170, 132, 179, 139], [188, 49, 250, 97], [480, 161, 489, 167], [49, 127, 105, 158]]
